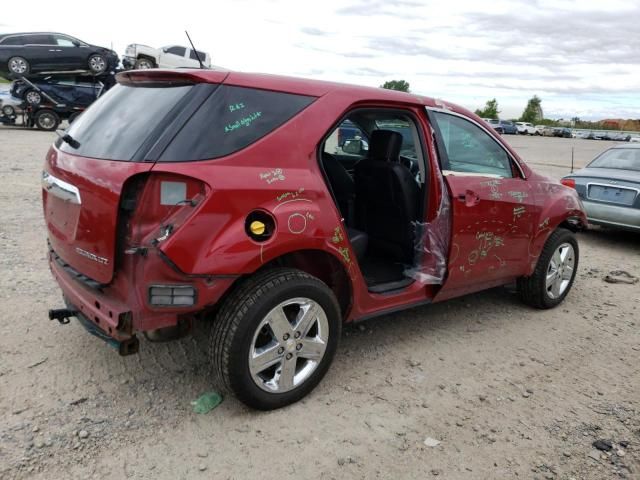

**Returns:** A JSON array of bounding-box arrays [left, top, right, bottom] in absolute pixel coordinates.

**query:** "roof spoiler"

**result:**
[[116, 69, 229, 86]]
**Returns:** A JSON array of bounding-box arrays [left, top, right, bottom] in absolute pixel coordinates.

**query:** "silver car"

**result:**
[[562, 144, 640, 232], [0, 90, 25, 119]]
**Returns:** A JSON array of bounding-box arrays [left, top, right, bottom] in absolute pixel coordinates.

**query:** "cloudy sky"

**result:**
[[3, 0, 640, 120]]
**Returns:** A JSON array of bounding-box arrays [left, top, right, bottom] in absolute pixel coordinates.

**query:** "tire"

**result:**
[[68, 112, 81, 124], [210, 268, 341, 410], [24, 89, 42, 106], [88, 54, 107, 74], [517, 228, 579, 309], [8, 56, 30, 75], [2, 105, 15, 117], [33, 109, 60, 131], [134, 57, 155, 69]]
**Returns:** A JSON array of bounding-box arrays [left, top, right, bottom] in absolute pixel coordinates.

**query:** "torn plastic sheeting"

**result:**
[[404, 168, 451, 285]]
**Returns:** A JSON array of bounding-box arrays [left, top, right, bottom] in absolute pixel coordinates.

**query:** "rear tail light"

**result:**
[[561, 178, 576, 189], [126, 173, 209, 247]]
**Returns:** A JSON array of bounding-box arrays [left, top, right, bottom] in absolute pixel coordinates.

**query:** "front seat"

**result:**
[[354, 130, 419, 264]]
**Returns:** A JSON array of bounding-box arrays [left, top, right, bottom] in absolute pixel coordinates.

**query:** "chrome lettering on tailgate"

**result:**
[[75, 247, 109, 265]]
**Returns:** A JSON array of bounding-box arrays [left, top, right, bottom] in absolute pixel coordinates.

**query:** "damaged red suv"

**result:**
[[43, 69, 587, 409]]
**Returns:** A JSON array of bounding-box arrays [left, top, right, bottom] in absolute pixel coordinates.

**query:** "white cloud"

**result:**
[[3, 0, 639, 120]]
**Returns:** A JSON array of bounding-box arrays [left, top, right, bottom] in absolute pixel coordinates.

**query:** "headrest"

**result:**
[[369, 129, 403, 162]]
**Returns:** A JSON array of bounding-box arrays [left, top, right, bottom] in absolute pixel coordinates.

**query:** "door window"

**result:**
[[166, 46, 186, 56], [54, 35, 75, 47], [431, 112, 514, 178]]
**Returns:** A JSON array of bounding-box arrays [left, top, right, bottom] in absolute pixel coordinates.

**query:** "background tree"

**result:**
[[474, 99, 500, 119], [520, 95, 543, 123], [380, 80, 410, 92]]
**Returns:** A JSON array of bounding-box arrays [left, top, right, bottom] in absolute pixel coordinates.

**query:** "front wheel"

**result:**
[[88, 54, 107, 74], [517, 228, 578, 309], [33, 109, 60, 131], [210, 268, 341, 410], [134, 58, 155, 69], [24, 89, 42, 105]]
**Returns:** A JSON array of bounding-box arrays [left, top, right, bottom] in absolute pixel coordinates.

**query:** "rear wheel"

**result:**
[[8, 56, 29, 75], [210, 268, 341, 410], [33, 109, 60, 131], [88, 54, 107, 74], [517, 228, 578, 309]]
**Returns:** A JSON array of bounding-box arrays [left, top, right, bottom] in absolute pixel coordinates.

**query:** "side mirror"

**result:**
[[162, 47, 169, 53], [72, 40, 81, 47], [343, 139, 363, 155]]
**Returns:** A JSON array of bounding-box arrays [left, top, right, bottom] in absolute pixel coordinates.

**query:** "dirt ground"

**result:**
[[0, 129, 638, 480]]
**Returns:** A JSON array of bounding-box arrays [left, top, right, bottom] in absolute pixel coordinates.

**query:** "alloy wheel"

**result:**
[[9, 58, 27, 74], [545, 242, 575, 299], [37, 113, 56, 130], [249, 297, 329, 393], [89, 56, 106, 72]]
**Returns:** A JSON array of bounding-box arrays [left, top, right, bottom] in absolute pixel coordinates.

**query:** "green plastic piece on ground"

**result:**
[[191, 391, 223, 413]]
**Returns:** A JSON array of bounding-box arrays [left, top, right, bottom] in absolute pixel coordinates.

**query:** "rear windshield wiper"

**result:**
[[55, 130, 81, 149]]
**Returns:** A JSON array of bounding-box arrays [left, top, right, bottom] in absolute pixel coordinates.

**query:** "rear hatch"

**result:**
[[43, 70, 228, 284], [43, 69, 317, 284]]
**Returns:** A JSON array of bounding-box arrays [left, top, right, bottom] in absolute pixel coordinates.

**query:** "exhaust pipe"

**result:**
[[48, 308, 78, 324]]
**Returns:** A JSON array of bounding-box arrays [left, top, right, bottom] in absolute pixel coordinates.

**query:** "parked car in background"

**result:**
[[43, 68, 587, 410], [0, 89, 24, 123], [484, 118, 504, 134], [0, 32, 118, 77], [610, 132, 631, 142], [515, 122, 535, 135], [562, 144, 640, 232], [11, 75, 105, 107], [541, 126, 556, 137], [122, 44, 211, 69], [499, 120, 518, 135], [534, 125, 546, 135], [553, 128, 572, 138], [630, 136, 640, 143]]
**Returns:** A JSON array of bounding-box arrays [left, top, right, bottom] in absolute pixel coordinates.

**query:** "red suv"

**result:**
[[43, 69, 587, 409]]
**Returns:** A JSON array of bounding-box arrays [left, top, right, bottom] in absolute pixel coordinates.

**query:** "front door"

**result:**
[[428, 110, 536, 300]]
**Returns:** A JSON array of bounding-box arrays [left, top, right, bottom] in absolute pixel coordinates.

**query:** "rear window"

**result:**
[[0, 35, 24, 45], [158, 85, 315, 161], [59, 84, 193, 160], [589, 148, 640, 172], [59, 83, 315, 162]]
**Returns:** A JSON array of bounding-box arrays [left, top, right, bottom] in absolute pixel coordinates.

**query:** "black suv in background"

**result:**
[[0, 32, 118, 77]]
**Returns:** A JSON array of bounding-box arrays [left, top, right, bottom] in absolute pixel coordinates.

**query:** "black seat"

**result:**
[[321, 152, 355, 223], [321, 152, 368, 262], [354, 130, 419, 264]]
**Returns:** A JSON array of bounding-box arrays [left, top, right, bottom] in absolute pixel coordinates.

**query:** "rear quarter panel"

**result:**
[[525, 173, 587, 275]]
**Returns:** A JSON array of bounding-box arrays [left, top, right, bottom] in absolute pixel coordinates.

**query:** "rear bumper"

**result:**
[[583, 200, 640, 232], [48, 246, 238, 350], [50, 251, 135, 342]]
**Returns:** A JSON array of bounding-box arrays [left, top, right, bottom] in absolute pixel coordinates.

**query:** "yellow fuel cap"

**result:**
[[249, 220, 266, 235]]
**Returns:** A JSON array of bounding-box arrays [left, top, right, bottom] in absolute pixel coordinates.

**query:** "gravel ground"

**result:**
[[0, 129, 638, 480]]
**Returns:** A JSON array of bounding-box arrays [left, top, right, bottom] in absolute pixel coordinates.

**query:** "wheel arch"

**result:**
[[136, 54, 157, 66], [257, 249, 353, 320]]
